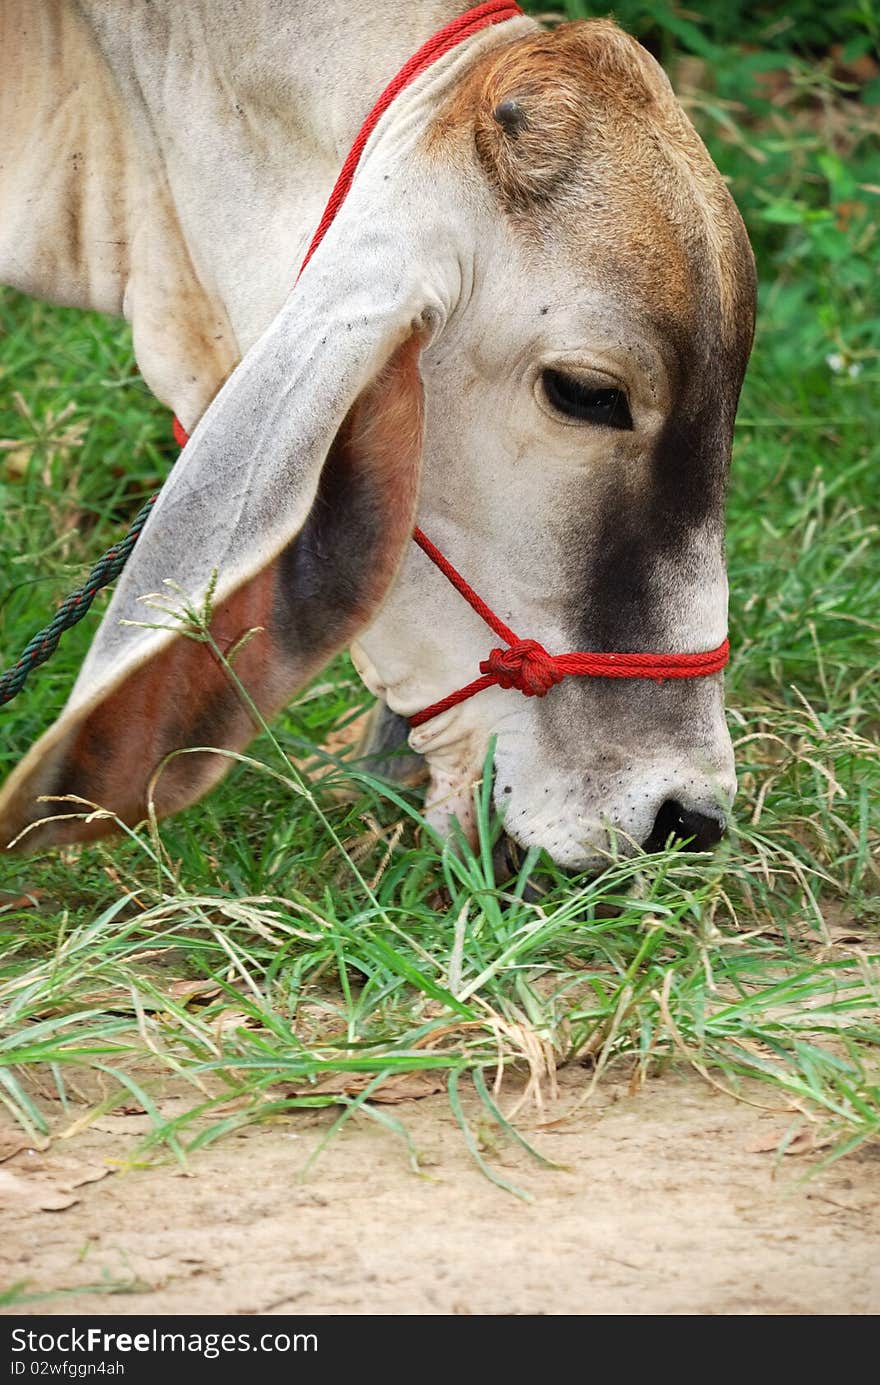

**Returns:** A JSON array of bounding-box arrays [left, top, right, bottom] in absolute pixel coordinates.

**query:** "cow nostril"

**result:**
[[645, 799, 726, 854]]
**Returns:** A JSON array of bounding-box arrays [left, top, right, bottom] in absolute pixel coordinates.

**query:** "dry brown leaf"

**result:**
[[0, 889, 47, 911], [90, 1115, 156, 1135], [166, 979, 223, 1002], [830, 42, 879, 84], [210, 1008, 258, 1037], [90, 1097, 203, 1136], [2, 445, 33, 479], [0, 1168, 77, 1212], [0, 1131, 49, 1162], [0, 1153, 112, 1213], [827, 924, 871, 944], [746, 1126, 833, 1156], [21, 1153, 113, 1185], [284, 1070, 446, 1104], [747, 1129, 790, 1153]]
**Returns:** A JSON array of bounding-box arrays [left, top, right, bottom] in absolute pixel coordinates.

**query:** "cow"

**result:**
[[0, 0, 756, 872]]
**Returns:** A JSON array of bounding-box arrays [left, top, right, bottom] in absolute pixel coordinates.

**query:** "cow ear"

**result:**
[[0, 333, 426, 850], [0, 151, 459, 850]]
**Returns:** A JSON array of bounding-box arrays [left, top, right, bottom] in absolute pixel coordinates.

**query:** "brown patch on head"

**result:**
[[470, 21, 676, 212], [430, 19, 755, 353]]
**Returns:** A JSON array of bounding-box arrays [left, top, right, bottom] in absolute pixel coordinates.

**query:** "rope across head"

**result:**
[[407, 527, 730, 728]]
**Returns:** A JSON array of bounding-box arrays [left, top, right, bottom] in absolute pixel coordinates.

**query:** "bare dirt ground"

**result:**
[[3, 1067, 879, 1316]]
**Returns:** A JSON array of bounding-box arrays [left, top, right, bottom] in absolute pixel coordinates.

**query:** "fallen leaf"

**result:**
[[0, 889, 51, 913], [0, 1168, 77, 1212], [210, 1008, 257, 1037], [88, 1097, 203, 1136], [827, 924, 872, 944], [0, 1153, 112, 1213], [830, 42, 879, 85], [166, 979, 223, 1002], [746, 1126, 833, 1156], [283, 1070, 446, 1104], [17, 1153, 112, 1184], [0, 1131, 49, 1162], [1, 444, 33, 479], [91, 1115, 155, 1135]]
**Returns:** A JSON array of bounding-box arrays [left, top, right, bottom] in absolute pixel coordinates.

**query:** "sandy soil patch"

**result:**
[[3, 1068, 879, 1316]]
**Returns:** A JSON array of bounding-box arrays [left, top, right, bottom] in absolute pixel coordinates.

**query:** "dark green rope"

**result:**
[[0, 493, 159, 707]]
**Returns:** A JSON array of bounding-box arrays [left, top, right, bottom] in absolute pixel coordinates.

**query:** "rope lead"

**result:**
[[0, 494, 157, 706]]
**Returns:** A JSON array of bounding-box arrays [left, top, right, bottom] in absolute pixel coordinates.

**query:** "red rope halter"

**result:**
[[173, 0, 730, 729], [408, 532, 729, 727]]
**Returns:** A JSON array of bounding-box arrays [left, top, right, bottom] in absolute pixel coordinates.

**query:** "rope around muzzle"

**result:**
[[408, 528, 729, 728], [0, 0, 730, 719]]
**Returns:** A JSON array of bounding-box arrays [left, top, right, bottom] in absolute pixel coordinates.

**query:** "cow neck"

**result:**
[[171, 0, 729, 731]]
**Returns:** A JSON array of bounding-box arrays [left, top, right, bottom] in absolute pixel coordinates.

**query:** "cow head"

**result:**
[[0, 21, 755, 872]]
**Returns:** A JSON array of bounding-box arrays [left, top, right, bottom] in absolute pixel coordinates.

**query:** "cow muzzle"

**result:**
[[488, 716, 736, 875], [495, 792, 728, 881]]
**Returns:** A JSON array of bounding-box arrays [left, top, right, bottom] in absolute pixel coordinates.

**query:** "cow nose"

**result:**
[[644, 799, 726, 854]]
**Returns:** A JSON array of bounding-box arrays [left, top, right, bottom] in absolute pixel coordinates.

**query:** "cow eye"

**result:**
[[542, 369, 632, 429]]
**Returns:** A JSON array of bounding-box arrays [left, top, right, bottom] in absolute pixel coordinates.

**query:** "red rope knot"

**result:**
[[480, 640, 564, 697]]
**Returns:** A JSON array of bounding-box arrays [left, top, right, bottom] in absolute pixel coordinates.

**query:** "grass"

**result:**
[[0, 1, 878, 1184]]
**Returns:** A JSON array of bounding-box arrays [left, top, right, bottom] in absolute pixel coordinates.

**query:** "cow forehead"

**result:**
[[430, 19, 755, 364]]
